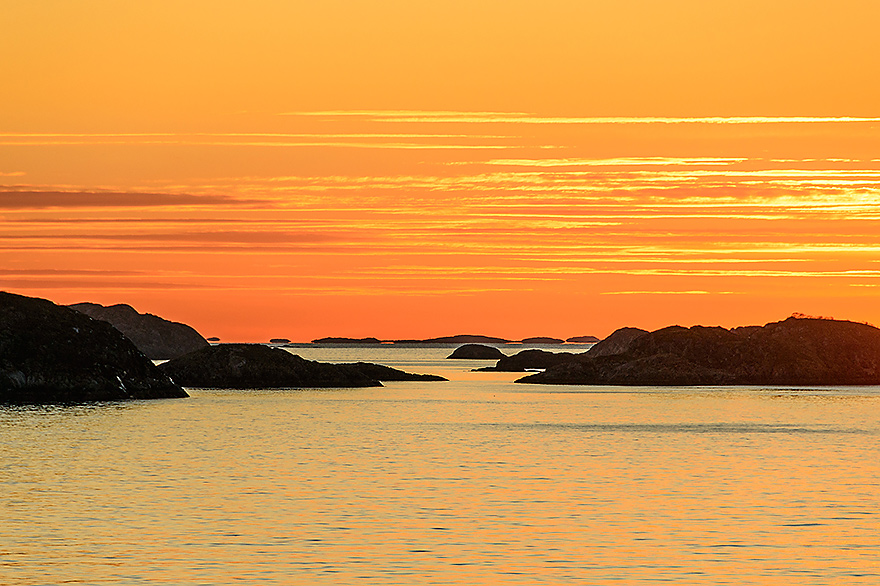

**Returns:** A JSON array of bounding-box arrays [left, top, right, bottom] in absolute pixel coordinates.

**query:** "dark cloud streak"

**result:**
[[0, 189, 259, 209], [0, 269, 146, 276], [0, 231, 349, 244]]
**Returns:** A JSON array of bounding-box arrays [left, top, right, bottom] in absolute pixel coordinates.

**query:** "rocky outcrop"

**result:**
[[520, 337, 565, 345], [270, 338, 291, 344], [312, 337, 382, 344], [517, 317, 880, 386], [400, 335, 511, 345], [585, 327, 649, 357], [340, 363, 447, 382], [478, 348, 580, 372], [565, 335, 600, 343], [731, 326, 761, 337], [69, 302, 209, 360], [1, 292, 187, 403], [159, 344, 383, 388], [446, 344, 506, 360]]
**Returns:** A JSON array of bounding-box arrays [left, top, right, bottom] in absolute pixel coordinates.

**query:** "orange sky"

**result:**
[[2, 1, 880, 341]]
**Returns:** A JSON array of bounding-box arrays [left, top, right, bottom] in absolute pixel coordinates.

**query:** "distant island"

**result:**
[[521, 337, 565, 345], [446, 344, 506, 360], [407, 335, 511, 344], [308, 334, 599, 345], [476, 348, 579, 372], [311, 337, 383, 344]]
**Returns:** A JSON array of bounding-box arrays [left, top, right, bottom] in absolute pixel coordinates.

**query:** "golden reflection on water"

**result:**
[[1, 347, 879, 585]]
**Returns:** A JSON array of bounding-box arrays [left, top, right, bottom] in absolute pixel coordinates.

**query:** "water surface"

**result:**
[[2, 346, 878, 584]]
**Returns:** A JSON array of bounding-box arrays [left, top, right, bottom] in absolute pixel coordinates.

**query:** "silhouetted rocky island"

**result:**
[[520, 337, 565, 345], [312, 337, 382, 344], [517, 317, 880, 386], [160, 344, 445, 388], [477, 348, 579, 372], [69, 302, 209, 360], [397, 335, 511, 345], [1, 292, 187, 403], [565, 335, 601, 343], [446, 344, 506, 360], [584, 327, 648, 357], [474, 329, 646, 372]]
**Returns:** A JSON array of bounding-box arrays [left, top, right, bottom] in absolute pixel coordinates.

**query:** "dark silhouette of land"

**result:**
[[517, 317, 880, 386], [476, 348, 579, 372], [160, 344, 446, 388], [338, 362, 447, 382], [312, 337, 383, 344], [585, 327, 649, 357], [521, 337, 565, 345], [70, 302, 209, 360], [13, 290, 876, 394], [394, 335, 512, 345], [446, 344, 506, 360], [309, 334, 598, 345], [1, 292, 187, 403]]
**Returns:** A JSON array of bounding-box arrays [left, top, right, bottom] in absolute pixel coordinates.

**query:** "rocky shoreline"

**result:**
[[6, 290, 880, 403], [516, 318, 880, 386], [1, 292, 187, 403]]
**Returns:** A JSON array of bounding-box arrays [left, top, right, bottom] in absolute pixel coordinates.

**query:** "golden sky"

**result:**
[[2, 1, 880, 340]]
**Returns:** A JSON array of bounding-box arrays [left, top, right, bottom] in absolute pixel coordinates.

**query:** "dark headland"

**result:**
[[160, 344, 446, 388], [69, 302, 209, 360], [337, 362, 447, 382], [516, 317, 880, 386], [1, 292, 187, 403]]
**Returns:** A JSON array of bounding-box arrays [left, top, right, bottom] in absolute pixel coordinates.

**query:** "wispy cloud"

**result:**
[[478, 157, 748, 167], [7, 111, 880, 325], [0, 231, 348, 244], [282, 110, 527, 118], [0, 280, 211, 290], [282, 111, 880, 125], [0, 139, 521, 150], [0, 132, 502, 139], [0, 268, 148, 276], [0, 189, 255, 209], [0, 131, 525, 150], [600, 290, 741, 295]]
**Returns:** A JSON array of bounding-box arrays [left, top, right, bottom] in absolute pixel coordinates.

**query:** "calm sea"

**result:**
[[2, 345, 879, 585]]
